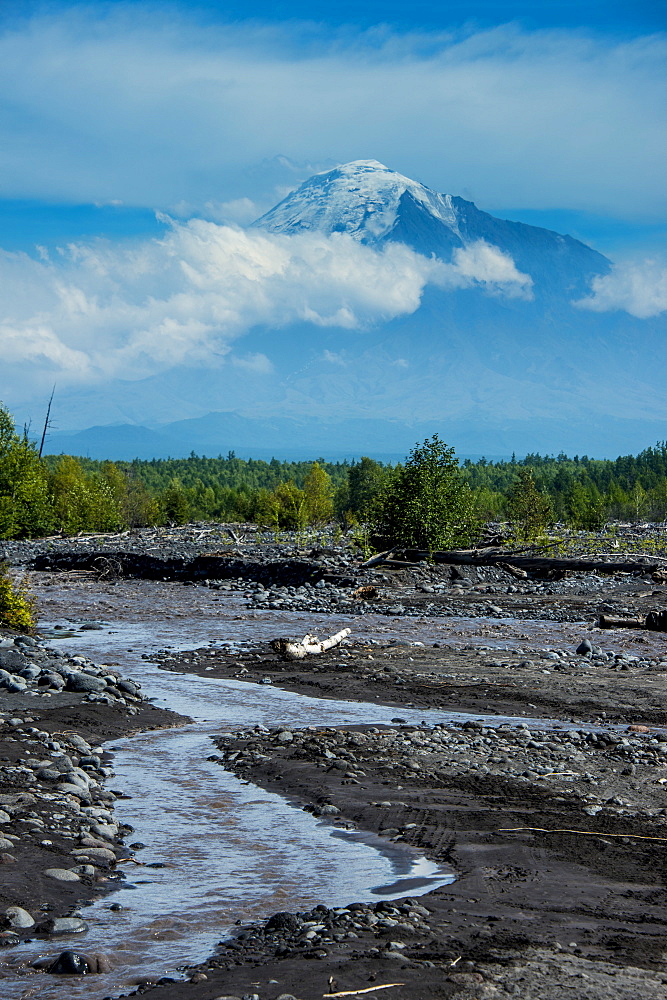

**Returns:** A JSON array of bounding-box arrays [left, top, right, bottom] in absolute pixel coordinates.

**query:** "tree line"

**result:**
[[1, 400, 667, 542]]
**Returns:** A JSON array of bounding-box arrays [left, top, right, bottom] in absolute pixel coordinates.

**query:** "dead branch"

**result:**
[[499, 827, 667, 841], [361, 547, 397, 568], [271, 628, 351, 661], [498, 561, 528, 579], [325, 986, 405, 998]]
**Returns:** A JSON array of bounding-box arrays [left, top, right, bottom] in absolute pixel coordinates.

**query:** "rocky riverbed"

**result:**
[[0, 525, 666, 999], [0, 629, 184, 973]]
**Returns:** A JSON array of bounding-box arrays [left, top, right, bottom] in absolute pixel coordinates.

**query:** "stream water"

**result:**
[[0, 575, 639, 998]]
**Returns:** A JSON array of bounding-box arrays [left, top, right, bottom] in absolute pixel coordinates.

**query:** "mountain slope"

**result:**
[[254, 159, 610, 297]]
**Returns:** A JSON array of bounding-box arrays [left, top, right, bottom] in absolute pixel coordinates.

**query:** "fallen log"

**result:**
[[392, 549, 663, 575], [598, 610, 667, 631], [361, 547, 397, 568], [271, 628, 351, 661], [598, 614, 646, 629]]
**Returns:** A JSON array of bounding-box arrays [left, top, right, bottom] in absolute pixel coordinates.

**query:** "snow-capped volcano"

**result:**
[[254, 159, 460, 242], [35, 161, 664, 460], [255, 159, 610, 297]]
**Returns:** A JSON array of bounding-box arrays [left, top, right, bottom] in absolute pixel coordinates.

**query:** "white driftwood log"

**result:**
[[271, 628, 351, 661]]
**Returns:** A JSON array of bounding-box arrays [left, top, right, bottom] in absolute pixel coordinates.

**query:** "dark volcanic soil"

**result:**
[[2, 526, 667, 998]]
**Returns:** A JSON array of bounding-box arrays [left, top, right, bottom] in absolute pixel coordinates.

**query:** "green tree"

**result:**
[[506, 468, 554, 542], [340, 456, 388, 521], [302, 462, 334, 524], [374, 435, 477, 550], [267, 481, 307, 529], [565, 481, 607, 530], [50, 455, 124, 533], [162, 478, 191, 525], [0, 404, 54, 539]]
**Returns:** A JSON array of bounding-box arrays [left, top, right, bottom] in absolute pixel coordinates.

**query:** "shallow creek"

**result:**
[[1, 577, 623, 998]]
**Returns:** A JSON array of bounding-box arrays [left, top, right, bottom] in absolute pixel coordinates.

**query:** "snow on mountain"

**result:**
[[254, 159, 460, 242], [255, 159, 610, 298]]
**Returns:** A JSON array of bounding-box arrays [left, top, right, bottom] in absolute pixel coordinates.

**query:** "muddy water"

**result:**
[[1, 574, 646, 999]]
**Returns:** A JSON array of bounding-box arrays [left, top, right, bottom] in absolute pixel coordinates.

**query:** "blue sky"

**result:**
[[0, 0, 665, 434], [0, 1, 664, 254]]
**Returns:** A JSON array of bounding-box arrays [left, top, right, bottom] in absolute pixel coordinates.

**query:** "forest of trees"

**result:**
[[1, 400, 667, 541]]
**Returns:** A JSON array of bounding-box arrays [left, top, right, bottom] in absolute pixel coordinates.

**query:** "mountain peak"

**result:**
[[254, 159, 610, 297], [253, 159, 459, 242]]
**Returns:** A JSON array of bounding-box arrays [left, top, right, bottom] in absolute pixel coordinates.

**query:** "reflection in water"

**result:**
[[1, 580, 463, 1000]]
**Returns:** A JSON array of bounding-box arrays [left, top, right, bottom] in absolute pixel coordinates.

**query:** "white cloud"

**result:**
[[0, 221, 532, 391], [439, 241, 533, 298], [322, 350, 347, 365], [575, 259, 667, 318], [0, 10, 663, 220], [230, 352, 274, 374]]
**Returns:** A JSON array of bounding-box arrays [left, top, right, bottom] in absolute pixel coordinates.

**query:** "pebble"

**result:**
[[44, 868, 81, 882]]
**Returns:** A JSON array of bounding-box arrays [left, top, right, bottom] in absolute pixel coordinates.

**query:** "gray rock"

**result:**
[[4, 906, 34, 929], [576, 639, 593, 655], [72, 846, 116, 863], [44, 868, 81, 882], [37, 768, 61, 782], [39, 671, 65, 690], [313, 803, 340, 816], [0, 674, 27, 693], [57, 783, 91, 801], [38, 916, 88, 935], [66, 673, 106, 693], [90, 821, 117, 840], [0, 649, 29, 671], [18, 665, 40, 681], [66, 734, 92, 753]]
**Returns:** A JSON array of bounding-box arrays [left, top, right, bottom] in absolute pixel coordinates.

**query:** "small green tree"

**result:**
[[506, 468, 553, 542], [302, 462, 334, 525], [374, 435, 477, 550], [565, 481, 607, 530], [162, 478, 191, 525]]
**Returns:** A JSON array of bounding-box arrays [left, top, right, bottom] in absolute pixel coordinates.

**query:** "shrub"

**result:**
[[374, 435, 478, 550], [0, 563, 36, 632]]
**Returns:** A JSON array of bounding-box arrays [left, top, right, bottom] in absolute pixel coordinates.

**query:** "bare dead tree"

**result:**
[[38, 385, 56, 458]]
